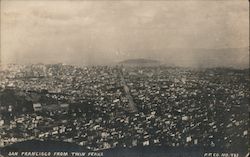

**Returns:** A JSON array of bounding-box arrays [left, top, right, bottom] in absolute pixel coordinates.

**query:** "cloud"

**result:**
[[31, 9, 73, 21], [1, 0, 249, 68]]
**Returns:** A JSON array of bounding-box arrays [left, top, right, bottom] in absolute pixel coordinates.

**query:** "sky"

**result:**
[[1, 0, 249, 68]]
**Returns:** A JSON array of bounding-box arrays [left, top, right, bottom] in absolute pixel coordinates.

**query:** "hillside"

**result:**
[[119, 59, 161, 66]]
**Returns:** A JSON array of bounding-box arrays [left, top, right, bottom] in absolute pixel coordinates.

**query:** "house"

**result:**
[[143, 140, 149, 146], [186, 136, 192, 142], [33, 103, 42, 112], [0, 120, 4, 126]]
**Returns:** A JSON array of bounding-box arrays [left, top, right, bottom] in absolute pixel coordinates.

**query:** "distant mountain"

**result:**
[[119, 58, 161, 66], [117, 47, 248, 69]]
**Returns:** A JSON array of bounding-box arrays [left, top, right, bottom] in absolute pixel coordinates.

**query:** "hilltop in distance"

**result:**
[[119, 58, 161, 66]]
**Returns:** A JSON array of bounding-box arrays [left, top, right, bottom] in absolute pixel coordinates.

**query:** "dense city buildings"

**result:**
[[0, 64, 248, 151]]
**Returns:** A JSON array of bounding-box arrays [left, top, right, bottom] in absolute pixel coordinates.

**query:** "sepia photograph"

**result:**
[[0, 0, 249, 157]]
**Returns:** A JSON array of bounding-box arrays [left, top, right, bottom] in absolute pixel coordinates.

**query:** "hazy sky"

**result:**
[[1, 0, 249, 67]]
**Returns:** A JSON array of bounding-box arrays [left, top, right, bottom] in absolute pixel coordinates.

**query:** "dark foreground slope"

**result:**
[[0, 140, 248, 157], [0, 140, 88, 152]]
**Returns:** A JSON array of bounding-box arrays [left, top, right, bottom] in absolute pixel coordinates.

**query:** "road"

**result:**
[[120, 71, 138, 113]]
